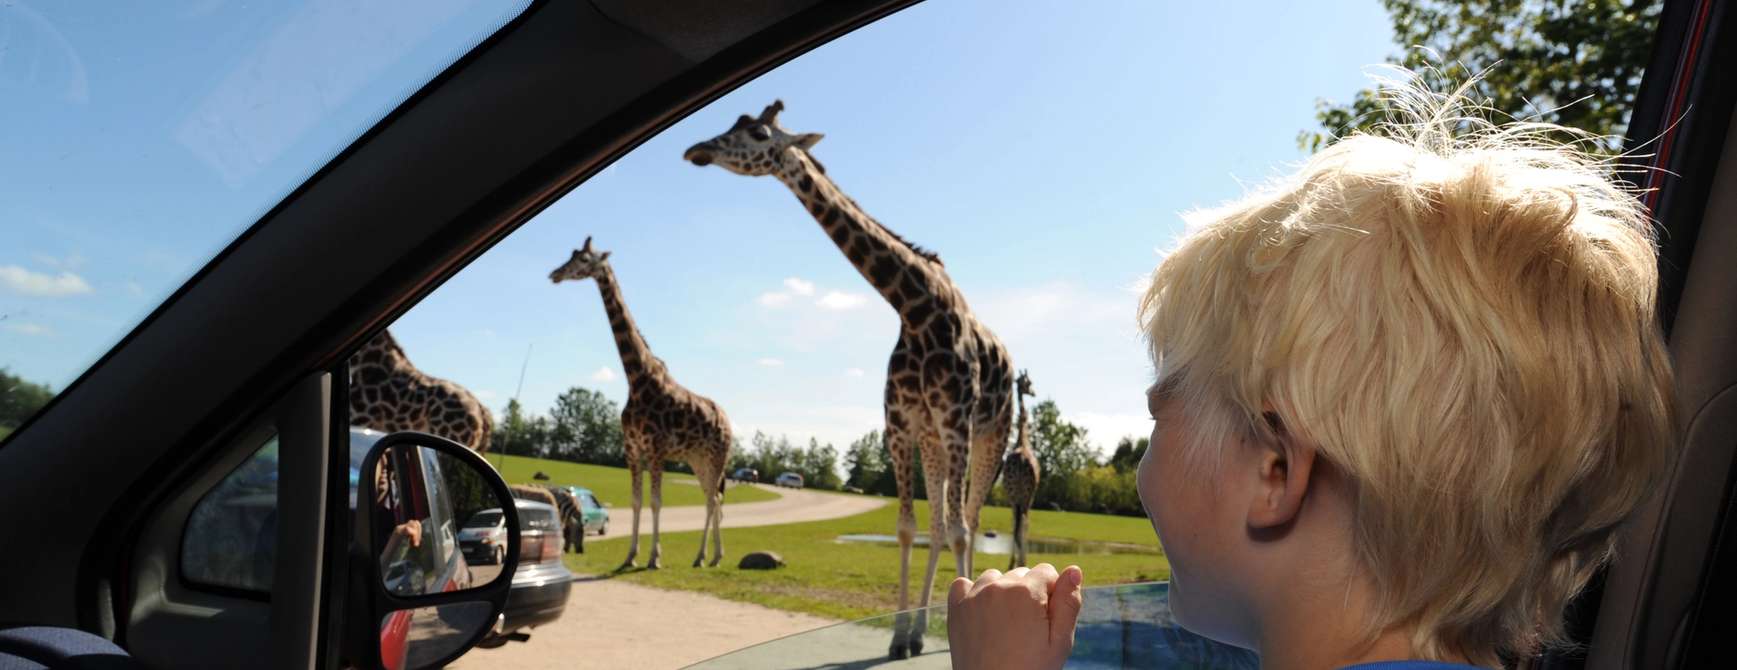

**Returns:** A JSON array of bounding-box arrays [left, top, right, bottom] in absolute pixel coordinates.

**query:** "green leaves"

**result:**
[[1301, 0, 1661, 154], [0, 368, 53, 435]]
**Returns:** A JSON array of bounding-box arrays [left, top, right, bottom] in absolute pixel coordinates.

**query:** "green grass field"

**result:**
[[566, 496, 1169, 621], [487, 454, 780, 507]]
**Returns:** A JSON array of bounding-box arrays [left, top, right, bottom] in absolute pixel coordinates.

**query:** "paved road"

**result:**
[[446, 487, 889, 669], [595, 484, 886, 541], [449, 578, 839, 669]]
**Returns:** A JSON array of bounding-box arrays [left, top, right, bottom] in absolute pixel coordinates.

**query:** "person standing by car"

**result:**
[[948, 71, 1677, 670]]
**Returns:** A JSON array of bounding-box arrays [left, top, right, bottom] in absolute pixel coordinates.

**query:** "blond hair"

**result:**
[[1138, 70, 1676, 663]]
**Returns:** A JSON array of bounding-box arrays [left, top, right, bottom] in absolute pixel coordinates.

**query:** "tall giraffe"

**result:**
[[349, 329, 494, 453], [1000, 370, 1040, 570], [550, 237, 733, 569], [686, 101, 1014, 658]]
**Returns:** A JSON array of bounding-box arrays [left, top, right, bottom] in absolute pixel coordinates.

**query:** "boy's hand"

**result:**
[[947, 563, 1084, 670]]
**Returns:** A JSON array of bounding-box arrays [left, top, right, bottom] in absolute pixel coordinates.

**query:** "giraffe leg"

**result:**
[[908, 441, 953, 659], [965, 421, 1009, 578], [941, 415, 974, 581], [648, 460, 665, 570], [621, 458, 642, 570], [885, 404, 919, 660], [708, 450, 726, 567], [1009, 504, 1024, 571], [691, 458, 714, 568]]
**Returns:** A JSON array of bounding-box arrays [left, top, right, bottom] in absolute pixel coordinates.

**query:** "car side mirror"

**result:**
[[349, 431, 518, 670]]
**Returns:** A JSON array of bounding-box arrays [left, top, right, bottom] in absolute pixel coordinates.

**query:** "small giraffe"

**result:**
[[686, 101, 1014, 658], [349, 329, 493, 453], [550, 237, 733, 569], [1000, 370, 1040, 570]]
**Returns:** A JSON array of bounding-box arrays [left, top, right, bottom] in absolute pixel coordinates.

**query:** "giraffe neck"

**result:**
[[774, 150, 939, 311], [1016, 395, 1030, 451], [592, 263, 658, 384]]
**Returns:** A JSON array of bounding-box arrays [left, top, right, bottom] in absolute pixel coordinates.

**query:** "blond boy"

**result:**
[[948, 73, 1676, 669]]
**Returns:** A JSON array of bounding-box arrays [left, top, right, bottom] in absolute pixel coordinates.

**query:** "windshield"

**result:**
[[0, 0, 530, 443], [689, 582, 1258, 669], [465, 511, 503, 528]]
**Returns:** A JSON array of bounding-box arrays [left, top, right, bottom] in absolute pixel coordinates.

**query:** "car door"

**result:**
[[1568, 2, 1737, 669]]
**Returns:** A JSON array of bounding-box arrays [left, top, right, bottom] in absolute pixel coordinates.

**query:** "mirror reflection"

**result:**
[[368, 444, 504, 594], [379, 601, 495, 670]]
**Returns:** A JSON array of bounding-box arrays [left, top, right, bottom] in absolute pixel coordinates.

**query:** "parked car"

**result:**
[[458, 509, 509, 565], [489, 499, 574, 643], [731, 467, 759, 483], [775, 472, 804, 489], [559, 486, 610, 536]]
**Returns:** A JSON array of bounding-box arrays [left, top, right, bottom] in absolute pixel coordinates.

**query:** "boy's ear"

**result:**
[[1247, 409, 1317, 530]]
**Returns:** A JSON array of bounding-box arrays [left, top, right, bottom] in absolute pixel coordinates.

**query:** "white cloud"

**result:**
[[845, 367, 866, 377], [3, 322, 52, 336], [783, 277, 815, 296], [31, 253, 86, 271], [816, 290, 869, 311], [475, 389, 499, 401], [123, 281, 145, 296], [1073, 411, 1153, 450], [757, 292, 792, 307], [591, 366, 618, 382], [756, 358, 784, 367], [0, 265, 93, 297]]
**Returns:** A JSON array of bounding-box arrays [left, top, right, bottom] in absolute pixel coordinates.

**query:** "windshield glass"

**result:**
[[465, 511, 503, 528], [0, 0, 530, 442], [690, 582, 1257, 669]]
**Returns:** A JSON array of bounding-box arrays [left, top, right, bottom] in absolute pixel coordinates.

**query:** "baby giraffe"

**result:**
[[1000, 370, 1040, 570], [550, 237, 733, 569]]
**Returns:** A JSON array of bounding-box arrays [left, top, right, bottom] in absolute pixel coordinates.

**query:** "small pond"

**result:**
[[834, 532, 1159, 556]]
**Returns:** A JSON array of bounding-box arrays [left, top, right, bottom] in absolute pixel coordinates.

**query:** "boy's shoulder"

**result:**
[[1341, 662, 1486, 670]]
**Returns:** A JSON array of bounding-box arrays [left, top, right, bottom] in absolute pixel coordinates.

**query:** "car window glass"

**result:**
[[184, 427, 383, 594], [182, 436, 280, 592], [0, 1, 531, 445], [522, 508, 556, 531], [345, 0, 1659, 665]]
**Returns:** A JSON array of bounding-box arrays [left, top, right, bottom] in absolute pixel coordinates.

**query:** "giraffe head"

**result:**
[[1016, 369, 1035, 397], [683, 99, 823, 176], [549, 236, 612, 283]]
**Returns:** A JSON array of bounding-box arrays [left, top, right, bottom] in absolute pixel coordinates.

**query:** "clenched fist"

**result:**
[[947, 563, 1084, 670]]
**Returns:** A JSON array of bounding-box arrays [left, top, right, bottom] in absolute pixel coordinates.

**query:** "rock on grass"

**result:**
[[738, 551, 786, 570]]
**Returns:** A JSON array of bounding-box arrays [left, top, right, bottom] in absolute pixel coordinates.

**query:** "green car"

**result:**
[[560, 486, 610, 536]]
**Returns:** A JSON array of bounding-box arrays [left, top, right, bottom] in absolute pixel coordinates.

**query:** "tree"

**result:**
[[1108, 436, 1150, 473], [1028, 399, 1097, 510], [548, 386, 625, 466], [845, 430, 886, 491], [1301, 0, 1661, 154], [0, 368, 54, 432], [492, 399, 534, 456]]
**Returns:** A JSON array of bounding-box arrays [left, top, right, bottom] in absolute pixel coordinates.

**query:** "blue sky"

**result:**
[[3, 1, 1395, 451]]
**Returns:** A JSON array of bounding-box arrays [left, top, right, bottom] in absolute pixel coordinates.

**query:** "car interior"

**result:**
[[0, 0, 1734, 669]]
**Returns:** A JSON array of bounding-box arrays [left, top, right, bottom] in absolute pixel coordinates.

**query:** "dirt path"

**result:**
[[449, 577, 839, 669], [596, 484, 885, 540], [448, 487, 888, 668]]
